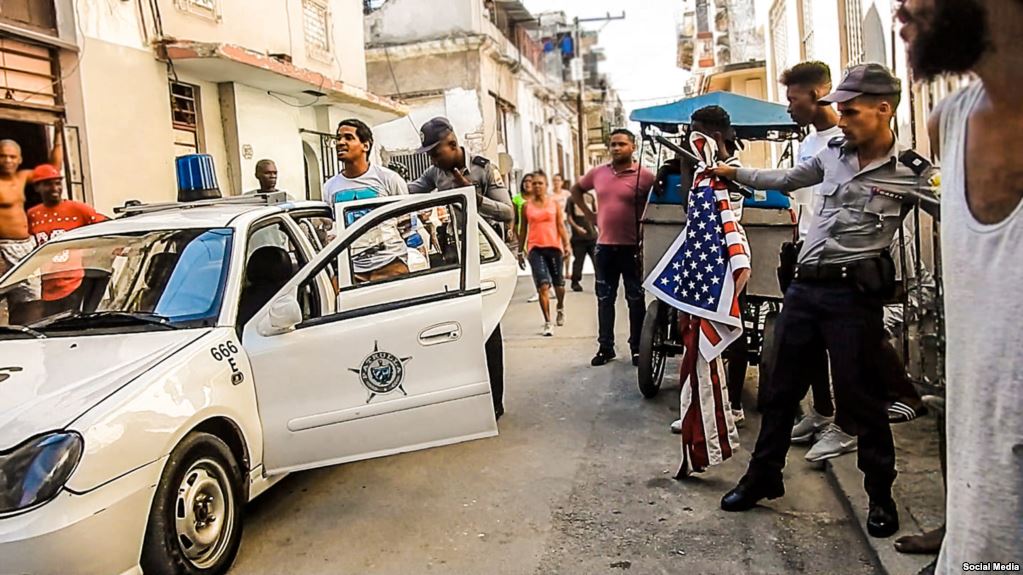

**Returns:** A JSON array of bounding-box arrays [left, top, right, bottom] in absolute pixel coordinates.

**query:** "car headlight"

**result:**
[[0, 432, 83, 514]]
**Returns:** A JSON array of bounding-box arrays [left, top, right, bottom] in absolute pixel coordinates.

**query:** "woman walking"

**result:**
[[519, 171, 570, 336]]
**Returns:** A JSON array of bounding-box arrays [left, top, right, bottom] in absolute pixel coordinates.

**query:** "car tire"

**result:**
[[141, 432, 245, 575]]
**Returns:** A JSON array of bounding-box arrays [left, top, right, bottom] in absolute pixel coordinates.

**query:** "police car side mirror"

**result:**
[[261, 288, 303, 336]]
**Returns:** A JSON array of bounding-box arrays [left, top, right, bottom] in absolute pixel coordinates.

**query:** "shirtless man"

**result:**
[[0, 132, 63, 323]]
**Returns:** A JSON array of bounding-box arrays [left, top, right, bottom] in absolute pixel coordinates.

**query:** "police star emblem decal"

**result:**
[[348, 341, 412, 403]]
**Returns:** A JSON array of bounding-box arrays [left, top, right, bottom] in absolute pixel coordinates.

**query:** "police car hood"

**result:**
[[0, 330, 206, 450]]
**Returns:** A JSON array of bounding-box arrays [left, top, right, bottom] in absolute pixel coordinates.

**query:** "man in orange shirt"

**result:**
[[27, 164, 107, 315]]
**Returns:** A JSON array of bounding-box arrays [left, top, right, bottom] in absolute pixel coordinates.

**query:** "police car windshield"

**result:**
[[0, 228, 234, 333]]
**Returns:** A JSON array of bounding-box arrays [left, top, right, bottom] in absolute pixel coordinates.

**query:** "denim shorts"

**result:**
[[528, 247, 564, 288]]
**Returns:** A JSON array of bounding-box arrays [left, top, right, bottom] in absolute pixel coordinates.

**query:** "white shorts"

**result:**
[[0, 237, 41, 304]]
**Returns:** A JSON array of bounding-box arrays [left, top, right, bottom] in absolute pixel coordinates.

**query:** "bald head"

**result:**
[[0, 139, 23, 176]]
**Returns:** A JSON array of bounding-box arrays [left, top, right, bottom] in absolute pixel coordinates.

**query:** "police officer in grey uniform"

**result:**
[[713, 64, 937, 539], [409, 117, 514, 420]]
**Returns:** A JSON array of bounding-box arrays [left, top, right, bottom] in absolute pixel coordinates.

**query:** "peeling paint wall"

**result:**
[[364, 0, 479, 45]]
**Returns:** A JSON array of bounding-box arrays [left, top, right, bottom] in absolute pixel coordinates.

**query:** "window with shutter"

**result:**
[[303, 0, 332, 61]]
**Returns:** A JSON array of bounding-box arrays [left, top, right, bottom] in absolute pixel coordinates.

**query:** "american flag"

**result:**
[[643, 132, 750, 475]]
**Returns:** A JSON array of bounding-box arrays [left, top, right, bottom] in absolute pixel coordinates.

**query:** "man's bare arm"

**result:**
[[49, 125, 64, 172], [570, 183, 595, 223], [927, 96, 949, 161]]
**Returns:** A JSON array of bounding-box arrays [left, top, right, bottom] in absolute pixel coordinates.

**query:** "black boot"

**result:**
[[867, 498, 900, 538], [721, 475, 784, 512]]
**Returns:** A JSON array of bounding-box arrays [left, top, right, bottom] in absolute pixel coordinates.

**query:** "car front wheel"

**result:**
[[141, 432, 245, 575]]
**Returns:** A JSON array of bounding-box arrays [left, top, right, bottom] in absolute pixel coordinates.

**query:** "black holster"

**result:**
[[853, 250, 898, 302], [777, 240, 802, 293]]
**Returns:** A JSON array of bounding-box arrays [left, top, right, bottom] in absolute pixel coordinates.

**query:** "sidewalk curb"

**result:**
[[823, 455, 936, 575]]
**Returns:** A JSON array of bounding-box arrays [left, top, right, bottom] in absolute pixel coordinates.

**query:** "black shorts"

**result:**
[[528, 247, 565, 289]]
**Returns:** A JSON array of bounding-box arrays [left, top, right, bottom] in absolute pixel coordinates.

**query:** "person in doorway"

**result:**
[[0, 133, 62, 324], [713, 64, 936, 541], [898, 0, 1023, 571], [323, 119, 410, 283], [518, 171, 570, 336], [408, 117, 513, 420], [571, 129, 655, 367], [26, 164, 107, 316], [567, 178, 597, 292], [551, 173, 573, 279]]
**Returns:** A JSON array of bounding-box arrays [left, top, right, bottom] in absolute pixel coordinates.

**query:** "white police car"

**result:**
[[0, 188, 516, 575]]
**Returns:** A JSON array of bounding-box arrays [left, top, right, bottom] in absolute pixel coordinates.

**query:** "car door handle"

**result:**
[[419, 322, 462, 345], [481, 280, 498, 295]]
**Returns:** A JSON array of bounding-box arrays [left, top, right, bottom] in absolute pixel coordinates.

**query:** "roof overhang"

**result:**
[[160, 40, 407, 124], [495, 0, 539, 29]]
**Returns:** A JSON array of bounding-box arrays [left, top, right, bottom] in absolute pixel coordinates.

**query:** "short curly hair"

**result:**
[[690, 105, 731, 132], [780, 61, 832, 87]]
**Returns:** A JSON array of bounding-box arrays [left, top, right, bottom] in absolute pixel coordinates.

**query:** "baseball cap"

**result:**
[[819, 63, 901, 105], [416, 117, 455, 154], [31, 164, 61, 182]]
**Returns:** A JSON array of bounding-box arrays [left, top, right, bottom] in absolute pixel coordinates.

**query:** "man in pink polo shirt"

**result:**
[[571, 128, 655, 366]]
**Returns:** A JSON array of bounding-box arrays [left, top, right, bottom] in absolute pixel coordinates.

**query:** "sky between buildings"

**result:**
[[522, 0, 692, 125]]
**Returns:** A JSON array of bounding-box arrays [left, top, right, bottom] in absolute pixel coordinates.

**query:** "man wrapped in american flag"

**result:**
[[644, 118, 751, 477]]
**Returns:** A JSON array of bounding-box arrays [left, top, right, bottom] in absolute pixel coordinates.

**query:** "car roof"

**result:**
[[59, 200, 331, 239]]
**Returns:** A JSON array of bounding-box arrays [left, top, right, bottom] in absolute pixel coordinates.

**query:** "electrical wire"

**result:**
[[383, 46, 422, 133], [267, 90, 322, 108]]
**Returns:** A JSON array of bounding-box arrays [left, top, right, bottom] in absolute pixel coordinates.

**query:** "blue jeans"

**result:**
[[594, 244, 645, 354]]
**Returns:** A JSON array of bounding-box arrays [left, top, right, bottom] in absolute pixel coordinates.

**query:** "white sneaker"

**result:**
[[542, 322, 554, 337], [527, 293, 540, 303], [731, 409, 746, 428], [805, 423, 858, 462], [556, 307, 565, 327], [791, 410, 832, 444], [670, 419, 682, 434]]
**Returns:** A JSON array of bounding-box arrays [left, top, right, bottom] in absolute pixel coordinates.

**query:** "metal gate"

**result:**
[[300, 129, 341, 184]]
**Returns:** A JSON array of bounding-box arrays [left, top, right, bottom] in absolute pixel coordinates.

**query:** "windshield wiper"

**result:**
[[33, 311, 179, 330], [0, 325, 46, 339]]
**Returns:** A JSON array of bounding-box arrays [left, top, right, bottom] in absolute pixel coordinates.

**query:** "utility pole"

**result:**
[[572, 12, 625, 176]]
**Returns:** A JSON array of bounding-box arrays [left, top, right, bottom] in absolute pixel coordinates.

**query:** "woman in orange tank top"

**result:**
[[518, 171, 570, 336]]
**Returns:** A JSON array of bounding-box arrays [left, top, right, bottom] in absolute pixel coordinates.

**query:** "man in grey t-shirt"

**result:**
[[324, 119, 410, 283]]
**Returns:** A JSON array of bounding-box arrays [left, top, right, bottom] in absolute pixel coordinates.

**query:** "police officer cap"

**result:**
[[416, 117, 455, 153], [819, 63, 901, 105]]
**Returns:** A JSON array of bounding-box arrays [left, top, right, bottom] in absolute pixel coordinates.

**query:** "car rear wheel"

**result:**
[[141, 432, 245, 575]]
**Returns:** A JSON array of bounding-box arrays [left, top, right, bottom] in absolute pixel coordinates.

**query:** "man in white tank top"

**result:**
[[899, 1, 1023, 573]]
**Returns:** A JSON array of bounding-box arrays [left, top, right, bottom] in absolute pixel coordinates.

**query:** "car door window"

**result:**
[[240, 220, 319, 326], [297, 196, 468, 323], [479, 222, 500, 263]]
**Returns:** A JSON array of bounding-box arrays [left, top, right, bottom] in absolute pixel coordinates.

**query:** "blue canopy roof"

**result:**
[[630, 91, 798, 138]]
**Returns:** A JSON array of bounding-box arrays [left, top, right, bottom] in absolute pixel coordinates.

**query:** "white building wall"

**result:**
[[373, 89, 486, 156]]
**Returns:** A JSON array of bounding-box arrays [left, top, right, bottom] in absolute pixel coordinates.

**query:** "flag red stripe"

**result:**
[[723, 221, 738, 235], [730, 293, 741, 318], [679, 316, 710, 471], [727, 244, 747, 258], [708, 359, 733, 460], [700, 319, 722, 345]]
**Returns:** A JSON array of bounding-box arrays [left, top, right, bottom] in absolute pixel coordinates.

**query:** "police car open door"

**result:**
[[243, 189, 498, 475]]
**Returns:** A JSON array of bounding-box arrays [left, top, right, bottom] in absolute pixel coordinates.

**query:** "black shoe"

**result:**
[[571, 282, 583, 292], [591, 349, 616, 366], [494, 406, 504, 421], [720, 476, 784, 512], [631, 353, 640, 367], [867, 498, 900, 538]]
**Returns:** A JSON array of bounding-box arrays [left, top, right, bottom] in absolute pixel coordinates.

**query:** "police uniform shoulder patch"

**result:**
[[898, 149, 932, 176], [827, 136, 846, 148], [471, 155, 490, 168]]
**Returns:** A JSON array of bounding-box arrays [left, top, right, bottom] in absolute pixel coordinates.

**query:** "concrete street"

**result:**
[[230, 276, 878, 575]]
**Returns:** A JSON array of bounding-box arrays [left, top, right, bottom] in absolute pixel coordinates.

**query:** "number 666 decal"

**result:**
[[210, 341, 244, 384]]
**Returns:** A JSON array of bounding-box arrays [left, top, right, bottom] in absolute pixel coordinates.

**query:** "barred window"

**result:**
[[170, 82, 204, 157], [173, 0, 221, 21], [303, 0, 332, 60]]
